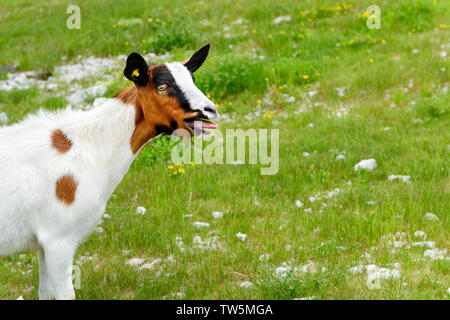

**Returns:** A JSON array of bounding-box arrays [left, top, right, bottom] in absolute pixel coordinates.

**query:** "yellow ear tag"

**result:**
[[131, 69, 140, 78]]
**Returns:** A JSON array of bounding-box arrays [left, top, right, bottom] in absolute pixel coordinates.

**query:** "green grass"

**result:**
[[0, 0, 449, 299]]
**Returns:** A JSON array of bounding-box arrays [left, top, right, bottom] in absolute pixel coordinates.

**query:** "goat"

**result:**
[[0, 44, 219, 300]]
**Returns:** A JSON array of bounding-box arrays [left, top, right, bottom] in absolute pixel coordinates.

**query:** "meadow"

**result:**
[[0, 0, 448, 299]]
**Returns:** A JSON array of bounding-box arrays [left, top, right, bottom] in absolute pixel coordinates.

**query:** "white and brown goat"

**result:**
[[0, 44, 218, 299]]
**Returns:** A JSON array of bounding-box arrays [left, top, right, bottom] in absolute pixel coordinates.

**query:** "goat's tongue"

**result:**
[[187, 120, 218, 129]]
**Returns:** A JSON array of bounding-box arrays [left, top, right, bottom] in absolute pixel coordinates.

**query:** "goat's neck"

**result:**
[[65, 98, 153, 200]]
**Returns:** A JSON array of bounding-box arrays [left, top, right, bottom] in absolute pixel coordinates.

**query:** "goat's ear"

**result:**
[[183, 44, 210, 73], [124, 53, 149, 86]]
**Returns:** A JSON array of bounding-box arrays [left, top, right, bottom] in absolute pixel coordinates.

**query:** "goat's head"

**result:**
[[123, 44, 219, 139]]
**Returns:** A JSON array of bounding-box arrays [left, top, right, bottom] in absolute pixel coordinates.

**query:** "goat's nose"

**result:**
[[204, 106, 219, 120]]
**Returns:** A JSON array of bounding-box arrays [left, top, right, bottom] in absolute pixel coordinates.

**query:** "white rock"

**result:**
[[295, 200, 303, 208], [136, 206, 147, 215], [139, 258, 162, 270], [423, 248, 447, 260], [424, 212, 439, 221], [354, 159, 377, 171], [388, 175, 411, 184], [412, 241, 435, 248], [0, 112, 8, 125], [236, 232, 247, 242], [273, 15, 291, 24], [413, 231, 426, 239], [193, 221, 210, 229], [259, 254, 271, 261], [126, 258, 145, 266], [240, 281, 254, 288]]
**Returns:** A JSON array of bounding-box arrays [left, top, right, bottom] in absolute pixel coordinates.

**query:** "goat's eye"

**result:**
[[157, 84, 168, 92]]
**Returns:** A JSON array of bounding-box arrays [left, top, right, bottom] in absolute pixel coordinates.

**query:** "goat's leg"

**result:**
[[38, 248, 54, 300], [42, 240, 77, 300]]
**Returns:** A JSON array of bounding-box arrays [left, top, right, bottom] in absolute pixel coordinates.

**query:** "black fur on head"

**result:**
[[183, 44, 210, 73], [124, 52, 149, 86]]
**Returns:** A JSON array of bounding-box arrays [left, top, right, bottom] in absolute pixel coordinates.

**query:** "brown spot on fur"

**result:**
[[51, 129, 72, 153], [55, 175, 77, 205]]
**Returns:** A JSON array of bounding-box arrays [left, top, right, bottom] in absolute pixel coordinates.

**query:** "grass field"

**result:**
[[0, 0, 449, 300]]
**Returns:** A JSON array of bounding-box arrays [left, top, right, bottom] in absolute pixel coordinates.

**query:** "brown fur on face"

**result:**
[[116, 64, 198, 154]]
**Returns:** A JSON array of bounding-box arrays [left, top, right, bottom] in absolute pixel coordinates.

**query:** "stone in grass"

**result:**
[[424, 212, 439, 222], [240, 281, 254, 289], [126, 258, 145, 266], [136, 206, 147, 215], [212, 211, 223, 219], [354, 159, 377, 171], [193, 221, 210, 229], [388, 175, 411, 184], [295, 200, 303, 208], [236, 232, 247, 242]]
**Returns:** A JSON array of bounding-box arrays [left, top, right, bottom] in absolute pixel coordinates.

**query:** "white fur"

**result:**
[[0, 98, 137, 299], [165, 62, 219, 120]]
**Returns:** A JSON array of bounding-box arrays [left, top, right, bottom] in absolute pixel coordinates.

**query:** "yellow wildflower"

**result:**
[[302, 75, 310, 79], [369, 58, 374, 63]]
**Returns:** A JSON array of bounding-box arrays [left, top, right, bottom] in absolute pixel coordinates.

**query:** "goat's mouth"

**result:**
[[183, 117, 218, 136]]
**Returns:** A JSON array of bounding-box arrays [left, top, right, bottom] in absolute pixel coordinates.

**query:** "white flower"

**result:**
[[303, 152, 310, 157]]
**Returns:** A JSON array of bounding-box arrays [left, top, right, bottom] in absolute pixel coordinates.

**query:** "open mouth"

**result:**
[[183, 117, 218, 135]]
